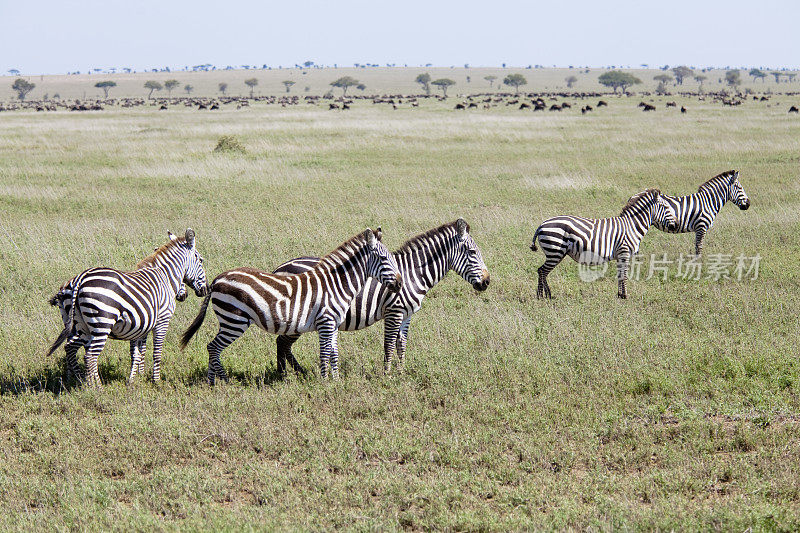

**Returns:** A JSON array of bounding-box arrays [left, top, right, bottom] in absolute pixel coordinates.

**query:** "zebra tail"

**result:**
[[530, 225, 543, 252], [46, 283, 79, 357], [180, 292, 212, 350]]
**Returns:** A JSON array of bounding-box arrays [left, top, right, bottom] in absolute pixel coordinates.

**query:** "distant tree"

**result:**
[[415, 72, 432, 95], [565, 75, 578, 88], [503, 73, 528, 94], [356, 83, 366, 91], [218, 82, 228, 95], [671, 66, 693, 85], [788, 73, 797, 83], [484, 75, 497, 88], [770, 71, 783, 83], [184, 84, 193, 95], [431, 78, 455, 97], [12, 78, 35, 100], [94, 80, 117, 97], [303, 61, 314, 68], [282, 80, 296, 93], [749, 68, 766, 82], [597, 70, 642, 93], [144, 80, 162, 99], [8, 69, 20, 76], [244, 77, 258, 97], [330, 76, 359, 95], [164, 79, 180, 96], [694, 74, 707, 86], [653, 74, 673, 84], [725, 70, 742, 87]]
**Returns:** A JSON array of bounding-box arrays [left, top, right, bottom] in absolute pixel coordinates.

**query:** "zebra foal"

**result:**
[[47, 229, 208, 386], [180, 228, 402, 382], [272, 218, 490, 375], [530, 189, 678, 299], [654, 170, 750, 256]]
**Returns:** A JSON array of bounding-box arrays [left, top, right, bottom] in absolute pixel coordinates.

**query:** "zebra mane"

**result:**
[[318, 230, 375, 267], [395, 220, 467, 253], [136, 238, 185, 269], [619, 188, 661, 216], [698, 170, 737, 192]]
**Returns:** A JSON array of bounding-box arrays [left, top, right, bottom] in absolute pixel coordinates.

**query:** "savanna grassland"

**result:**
[[1, 80, 800, 530]]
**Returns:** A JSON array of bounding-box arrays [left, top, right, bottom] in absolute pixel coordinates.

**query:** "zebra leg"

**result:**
[[64, 333, 86, 383], [206, 319, 249, 385], [317, 320, 337, 379], [151, 321, 170, 382], [136, 337, 146, 377], [695, 228, 707, 257], [395, 318, 411, 371], [383, 314, 402, 374], [128, 340, 141, 382], [84, 333, 110, 387], [537, 253, 564, 299], [277, 334, 304, 377], [616, 251, 630, 299]]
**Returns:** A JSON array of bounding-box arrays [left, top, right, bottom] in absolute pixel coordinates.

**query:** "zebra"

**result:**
[[271, 218, 490, 375], [179, 228, 402, 382], [654, 170, 750, 256], [49, 244, 189, 382], [46, 229, 208, 386], [530, 189, 678, 299]]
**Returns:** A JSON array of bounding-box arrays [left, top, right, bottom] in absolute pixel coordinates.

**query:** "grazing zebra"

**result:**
[[49, 248, 188, 382], [654, 170, 750, 256], [179, 229, 402, 382], [530, 189, 678, 299], [272, 218, 490, 375], [46, 229, 208, 386]]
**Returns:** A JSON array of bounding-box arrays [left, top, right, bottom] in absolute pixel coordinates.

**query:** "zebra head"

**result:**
[[653, 192, 679, 232], [176, 228, 208, 297], [727, 171, 750, 210], [363, 228, 402, 293], [450, 218, 490, 292]]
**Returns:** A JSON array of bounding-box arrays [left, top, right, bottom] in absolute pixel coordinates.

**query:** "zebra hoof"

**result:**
[[617, 293, 628, 300]]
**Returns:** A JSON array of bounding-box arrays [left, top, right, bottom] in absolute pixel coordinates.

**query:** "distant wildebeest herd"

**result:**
[[47, 171, 749, 387]]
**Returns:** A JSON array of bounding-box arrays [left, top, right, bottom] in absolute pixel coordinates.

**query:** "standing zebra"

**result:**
[[179, 228, 402, 382], [530, 189, 678, 299], [654, 170, 750, 256], [49, 243, 189, 382], [46, 229, 208, 386], [271, 218, 490, 375]]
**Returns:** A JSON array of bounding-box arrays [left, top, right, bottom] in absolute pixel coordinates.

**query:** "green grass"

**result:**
[[1, 93, 800, 530]]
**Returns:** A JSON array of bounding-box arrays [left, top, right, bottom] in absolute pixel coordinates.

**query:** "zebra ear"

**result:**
[[456, 218, 468, 237], [375, 227, 383, 242], [185, 228, 196, 248], [730, 170, 739, 183], [364, 228, 377, 248], [168, 231, 177, 241]]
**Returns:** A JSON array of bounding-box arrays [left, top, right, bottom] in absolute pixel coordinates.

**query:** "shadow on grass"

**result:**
[[1, 358, 131, 396], [181, 363, 308, 388]]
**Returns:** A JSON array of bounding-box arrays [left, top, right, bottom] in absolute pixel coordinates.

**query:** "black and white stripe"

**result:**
[[179, 229, 403, 382], [272, 219, 490, 374], [530, 189, 678, 299], [47, 229, 208, 386], [654, 170, 750, 255]]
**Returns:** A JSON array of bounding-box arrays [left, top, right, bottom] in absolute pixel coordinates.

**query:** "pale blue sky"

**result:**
[[2, 0, 798, 74]]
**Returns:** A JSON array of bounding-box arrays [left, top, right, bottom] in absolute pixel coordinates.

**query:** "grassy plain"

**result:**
[[1, 84, 800, 530]]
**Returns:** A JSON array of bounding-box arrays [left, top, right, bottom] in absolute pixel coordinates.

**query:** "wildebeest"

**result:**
[[519, 103, 530, 110], [681, 106, 687, 113], [643, 104, 656, 111], [597, 100, 608, 107], [455, 103, 465, 110], [789, 106, 799, 114]]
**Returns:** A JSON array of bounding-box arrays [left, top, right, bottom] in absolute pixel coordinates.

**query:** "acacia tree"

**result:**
[[431, 78, 455, 97], [565, 75, 577, 88], [244, 78, 258, 97], [12, 78, 35, 100], [671, 66, 693, 85], [788, 73, 797, 83], [330, 76, 359, 95], [144, 80, 162, 99], [184, 84, 193, 95], [503, 73, 528, 94], [654, 74, 673, 84], [597, 70, 642, 93], [356, 83, 366, 91], [694, 74, 707, 86], [415, 73, 431, 95], [771, 71, 783, 83], [725, 70, 741, 87], [749, 68, 766, 82], [94, 80, 117, 97], [484, 75, 497, 88], [218, 82, 228, 95], [282, 80, 295, 93], [164, 79, 180, 96]]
